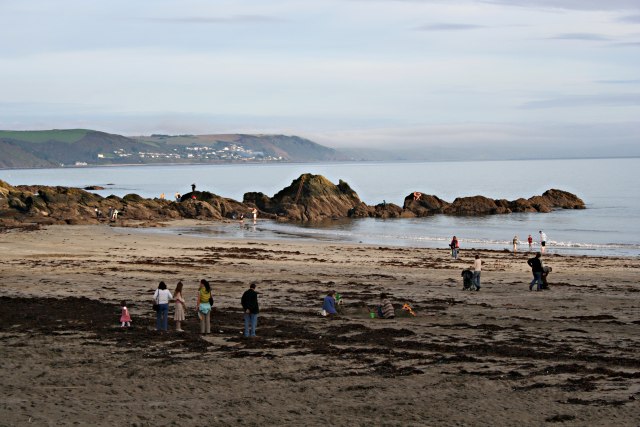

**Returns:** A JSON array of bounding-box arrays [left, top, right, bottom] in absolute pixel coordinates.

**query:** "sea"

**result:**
[[1, 158, 639, 257]]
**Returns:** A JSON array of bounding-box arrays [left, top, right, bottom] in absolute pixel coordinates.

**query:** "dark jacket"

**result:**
[[527, 256, 543, 273], [241, 289, 259, 314]]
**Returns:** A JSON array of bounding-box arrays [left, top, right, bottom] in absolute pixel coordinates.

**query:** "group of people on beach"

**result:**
[[459, 250, 552, 292], [118, 228, 552, 332], [451, 230, 548, 258], [142, 280, 260, 338], [125, 282, 397, 333]]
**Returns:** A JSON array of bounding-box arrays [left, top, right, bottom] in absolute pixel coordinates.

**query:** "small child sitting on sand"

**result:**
[[120, 300, 132, 328]]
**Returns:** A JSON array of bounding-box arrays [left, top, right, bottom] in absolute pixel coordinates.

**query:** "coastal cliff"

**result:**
[[0, 175, 585, 227]]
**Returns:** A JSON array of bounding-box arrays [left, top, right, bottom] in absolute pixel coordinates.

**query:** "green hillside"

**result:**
[[0, 129, 91, 144], [0, 129, 346, 168]]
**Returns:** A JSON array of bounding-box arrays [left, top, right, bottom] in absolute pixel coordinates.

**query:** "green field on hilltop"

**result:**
[[0, 129, 90, 144]]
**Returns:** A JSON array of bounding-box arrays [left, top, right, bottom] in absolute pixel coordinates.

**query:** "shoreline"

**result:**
[[114, 219, 640, 259], [2, 155, 640, 172]]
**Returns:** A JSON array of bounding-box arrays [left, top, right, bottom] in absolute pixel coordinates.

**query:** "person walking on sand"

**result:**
[[153, 282, 172, 331], [173, 281, 187, 332], [120, 300, 132, 328], [322, 290, 338, 316], [196, 279, 212, 334], [472, 254, 482, 291], [450, 236, 460, 260], [513, 235, 518, 255], [527, 252, 544, 291], [539, 230, 547, 254], [527, 235, 533, 252], [241, 283, 260, 338]]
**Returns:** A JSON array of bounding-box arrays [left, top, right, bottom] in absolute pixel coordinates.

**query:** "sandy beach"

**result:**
[[0, 221, 638, 426]]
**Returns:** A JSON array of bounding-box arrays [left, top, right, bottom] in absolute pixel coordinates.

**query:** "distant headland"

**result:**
[[0, 129, 346, 168]]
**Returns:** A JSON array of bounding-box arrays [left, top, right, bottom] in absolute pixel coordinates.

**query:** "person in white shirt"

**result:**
[[153, 281, 173, 331], [539, 230, 547, 254], [472, 254, 482, 291]]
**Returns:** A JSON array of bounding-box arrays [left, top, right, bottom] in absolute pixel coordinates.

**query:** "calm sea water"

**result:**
[[2, 158, 639, 257]]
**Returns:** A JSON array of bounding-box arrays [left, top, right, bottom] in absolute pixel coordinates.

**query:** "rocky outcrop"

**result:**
[[403, 194, 450, 216], [399, 188, 585, 217], [243, 174, 363, 221], [0, 177, 586, 227], [445, 196, 510, 215], [0, 180, 255, 226]]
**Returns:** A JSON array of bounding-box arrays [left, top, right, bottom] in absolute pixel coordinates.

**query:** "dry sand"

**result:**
[[0, 221, 639, 426]]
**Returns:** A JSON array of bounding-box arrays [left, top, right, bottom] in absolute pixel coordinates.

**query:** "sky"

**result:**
[[0, 0, 639, 154]]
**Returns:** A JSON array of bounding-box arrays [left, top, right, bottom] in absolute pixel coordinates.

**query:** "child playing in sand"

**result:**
[[120, 300, 132, 328]]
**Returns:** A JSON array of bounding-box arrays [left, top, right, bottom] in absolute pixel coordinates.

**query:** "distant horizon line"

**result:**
[[1, 155, 638, 172]]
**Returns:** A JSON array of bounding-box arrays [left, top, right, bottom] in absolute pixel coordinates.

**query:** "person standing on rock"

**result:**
[[191, 183, 196, 192], [241, 283, 260, 338], [472, 254, 482, 291], [539, 230, 547, 254], [527, 252, 544, 291]]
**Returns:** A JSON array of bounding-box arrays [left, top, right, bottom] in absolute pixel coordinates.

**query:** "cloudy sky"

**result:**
[[0, 0, 639, 154]]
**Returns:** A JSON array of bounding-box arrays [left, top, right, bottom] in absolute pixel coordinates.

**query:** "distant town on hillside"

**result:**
[[0, 130, 346, 168]]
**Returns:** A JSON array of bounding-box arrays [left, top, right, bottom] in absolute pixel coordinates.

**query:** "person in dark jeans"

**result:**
[[527, 252, 544, 291], [241, 283, 260, 338]]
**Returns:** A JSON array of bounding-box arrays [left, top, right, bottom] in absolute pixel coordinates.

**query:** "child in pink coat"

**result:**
[[120, 300, 132, 328]]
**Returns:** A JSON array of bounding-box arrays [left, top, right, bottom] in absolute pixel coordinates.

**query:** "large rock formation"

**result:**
[[403, 193, 450, 216], [402, 189, 585, 217], [0, 176, 586, 228], [0, 180, 255, 226], [243, 174, 363, 221]]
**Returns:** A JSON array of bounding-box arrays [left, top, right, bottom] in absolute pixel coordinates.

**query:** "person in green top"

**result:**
[[196, 279, 212, 334]]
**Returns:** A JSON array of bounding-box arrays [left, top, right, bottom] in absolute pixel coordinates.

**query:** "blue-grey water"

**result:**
[[1, 158, 639, 257]]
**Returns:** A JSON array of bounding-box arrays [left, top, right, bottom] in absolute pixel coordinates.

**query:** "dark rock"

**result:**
[[445, 195, 510, 215], [0, 176, 587, 227], [84, 186, 105, 190], [538, 189, 586, 209], [403, 193, 450, 216], [244, 174, 363, 221]]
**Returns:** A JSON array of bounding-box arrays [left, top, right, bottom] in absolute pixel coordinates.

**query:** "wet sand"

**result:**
[[0, 222, 639, 426]]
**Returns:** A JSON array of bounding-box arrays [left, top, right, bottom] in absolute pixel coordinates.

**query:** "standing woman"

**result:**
[[153, 282, 172, 331], [513, 235, 518, 255], [173, 281, 187, 332], [450, 236, 459, 259], [196, 279, 212, 334]]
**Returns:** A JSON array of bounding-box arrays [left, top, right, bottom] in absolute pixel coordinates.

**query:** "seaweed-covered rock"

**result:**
[[403, 193, 450, 216], [445, 196, 511, 215], [0, 175, 587, 227], [537, 189, 585, 209], [243, 174, 363, 221]]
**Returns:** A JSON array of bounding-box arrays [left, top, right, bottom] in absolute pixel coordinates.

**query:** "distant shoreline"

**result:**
[[1, 155, 639, 172]]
